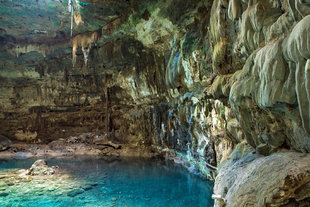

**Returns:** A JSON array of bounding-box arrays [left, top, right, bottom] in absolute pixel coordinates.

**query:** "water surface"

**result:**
[[0, 157, 214, 207]]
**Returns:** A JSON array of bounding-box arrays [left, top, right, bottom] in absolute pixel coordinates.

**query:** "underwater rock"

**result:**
[[0, 192, 9, 197], [67, 189, 85, 197], [0, 135, 12, 151], [82, 185, 93, 191]]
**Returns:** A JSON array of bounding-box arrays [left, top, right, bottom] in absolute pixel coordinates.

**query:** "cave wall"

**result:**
[[0, 35, 169, 144], [131, 0, 310, 205]]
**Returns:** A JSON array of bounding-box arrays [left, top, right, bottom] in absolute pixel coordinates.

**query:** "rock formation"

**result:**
[[0, 135, 11, 151], [0, 0, 310, 206], [27, 159, 57, 176], [0, 159, 99, 200], [214, 151, 310, 206]]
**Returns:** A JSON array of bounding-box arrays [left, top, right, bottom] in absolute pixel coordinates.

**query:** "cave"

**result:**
[[0, 0, 310, 206]]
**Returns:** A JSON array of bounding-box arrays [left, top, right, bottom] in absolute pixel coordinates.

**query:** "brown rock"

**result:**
[[214, 152, 310, 207]]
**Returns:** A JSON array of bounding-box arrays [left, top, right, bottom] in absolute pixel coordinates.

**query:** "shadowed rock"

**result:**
[[0, 135, 11, 151]]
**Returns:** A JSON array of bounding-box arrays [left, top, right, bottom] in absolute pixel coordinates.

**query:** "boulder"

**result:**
[[214, 152, 310, 207], [0, 135, 12, 151], [27, 159, 58, 176]]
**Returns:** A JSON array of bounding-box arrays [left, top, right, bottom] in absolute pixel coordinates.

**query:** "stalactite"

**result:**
[[104, 77, 110, 137]]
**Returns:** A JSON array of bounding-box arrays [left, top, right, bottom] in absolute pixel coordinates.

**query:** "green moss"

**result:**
[[119, 13, 140, 35], [145, 1, 159, 13], [229, 141, 253, 162], [182, 33, 201, 56], [130, 13, 141, 26], [217, 141, 253, 169], [134, 0, 159, 14]]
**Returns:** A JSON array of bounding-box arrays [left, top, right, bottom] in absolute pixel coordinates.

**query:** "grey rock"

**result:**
[[214, 152, 310, 207], [0, 135, 12, 151]]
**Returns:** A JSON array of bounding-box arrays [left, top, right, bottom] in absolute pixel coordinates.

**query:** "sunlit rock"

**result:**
[[214, 152, 310, 207], [27, 159, 57, 176]]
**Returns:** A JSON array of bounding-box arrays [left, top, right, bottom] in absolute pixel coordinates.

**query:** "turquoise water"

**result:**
[[0, 157, 214, 207]]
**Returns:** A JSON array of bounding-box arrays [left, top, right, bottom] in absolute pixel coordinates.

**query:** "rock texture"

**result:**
[[1, 0, 310, 206], [0, 132, 160, 158], [27, 159, 57, 176], [0, 135, 11, 151], [0, 160, 99, 204], [214, 151, 310, 207]]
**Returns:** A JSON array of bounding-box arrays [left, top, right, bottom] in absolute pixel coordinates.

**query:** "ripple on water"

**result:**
[[0, 157, 214, 207]]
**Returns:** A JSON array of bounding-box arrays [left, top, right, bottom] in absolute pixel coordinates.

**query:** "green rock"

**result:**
[[6, 182, 14, 186], [37, 192, 44, 196], [0, 192, 9, 197], [82, 185, 92, 191], [90, 182, 98, 186], [0, 182, 6, 188], [67, 189, 84, 197]]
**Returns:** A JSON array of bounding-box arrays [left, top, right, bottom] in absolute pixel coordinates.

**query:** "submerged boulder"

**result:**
[[0, 135, 12, 151], [67, 188, 85, 197]]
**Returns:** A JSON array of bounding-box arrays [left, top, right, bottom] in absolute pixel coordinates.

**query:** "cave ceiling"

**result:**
[[0, 0, 129, 42]]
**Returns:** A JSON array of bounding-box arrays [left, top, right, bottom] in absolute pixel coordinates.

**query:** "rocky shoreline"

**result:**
[[0, 133, 218, 184], [0, 133, 162, 159], [0, 159, 101, 201]]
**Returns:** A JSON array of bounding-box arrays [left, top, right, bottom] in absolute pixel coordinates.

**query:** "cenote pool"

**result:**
[[0, 157, 214, 207]]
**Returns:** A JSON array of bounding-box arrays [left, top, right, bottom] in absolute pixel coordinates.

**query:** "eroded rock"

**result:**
[[27, 159, 58, 176], [214, 152, 310, 207]]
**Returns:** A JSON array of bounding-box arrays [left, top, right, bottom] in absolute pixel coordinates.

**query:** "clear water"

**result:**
[[0, 157, 214, 207]]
